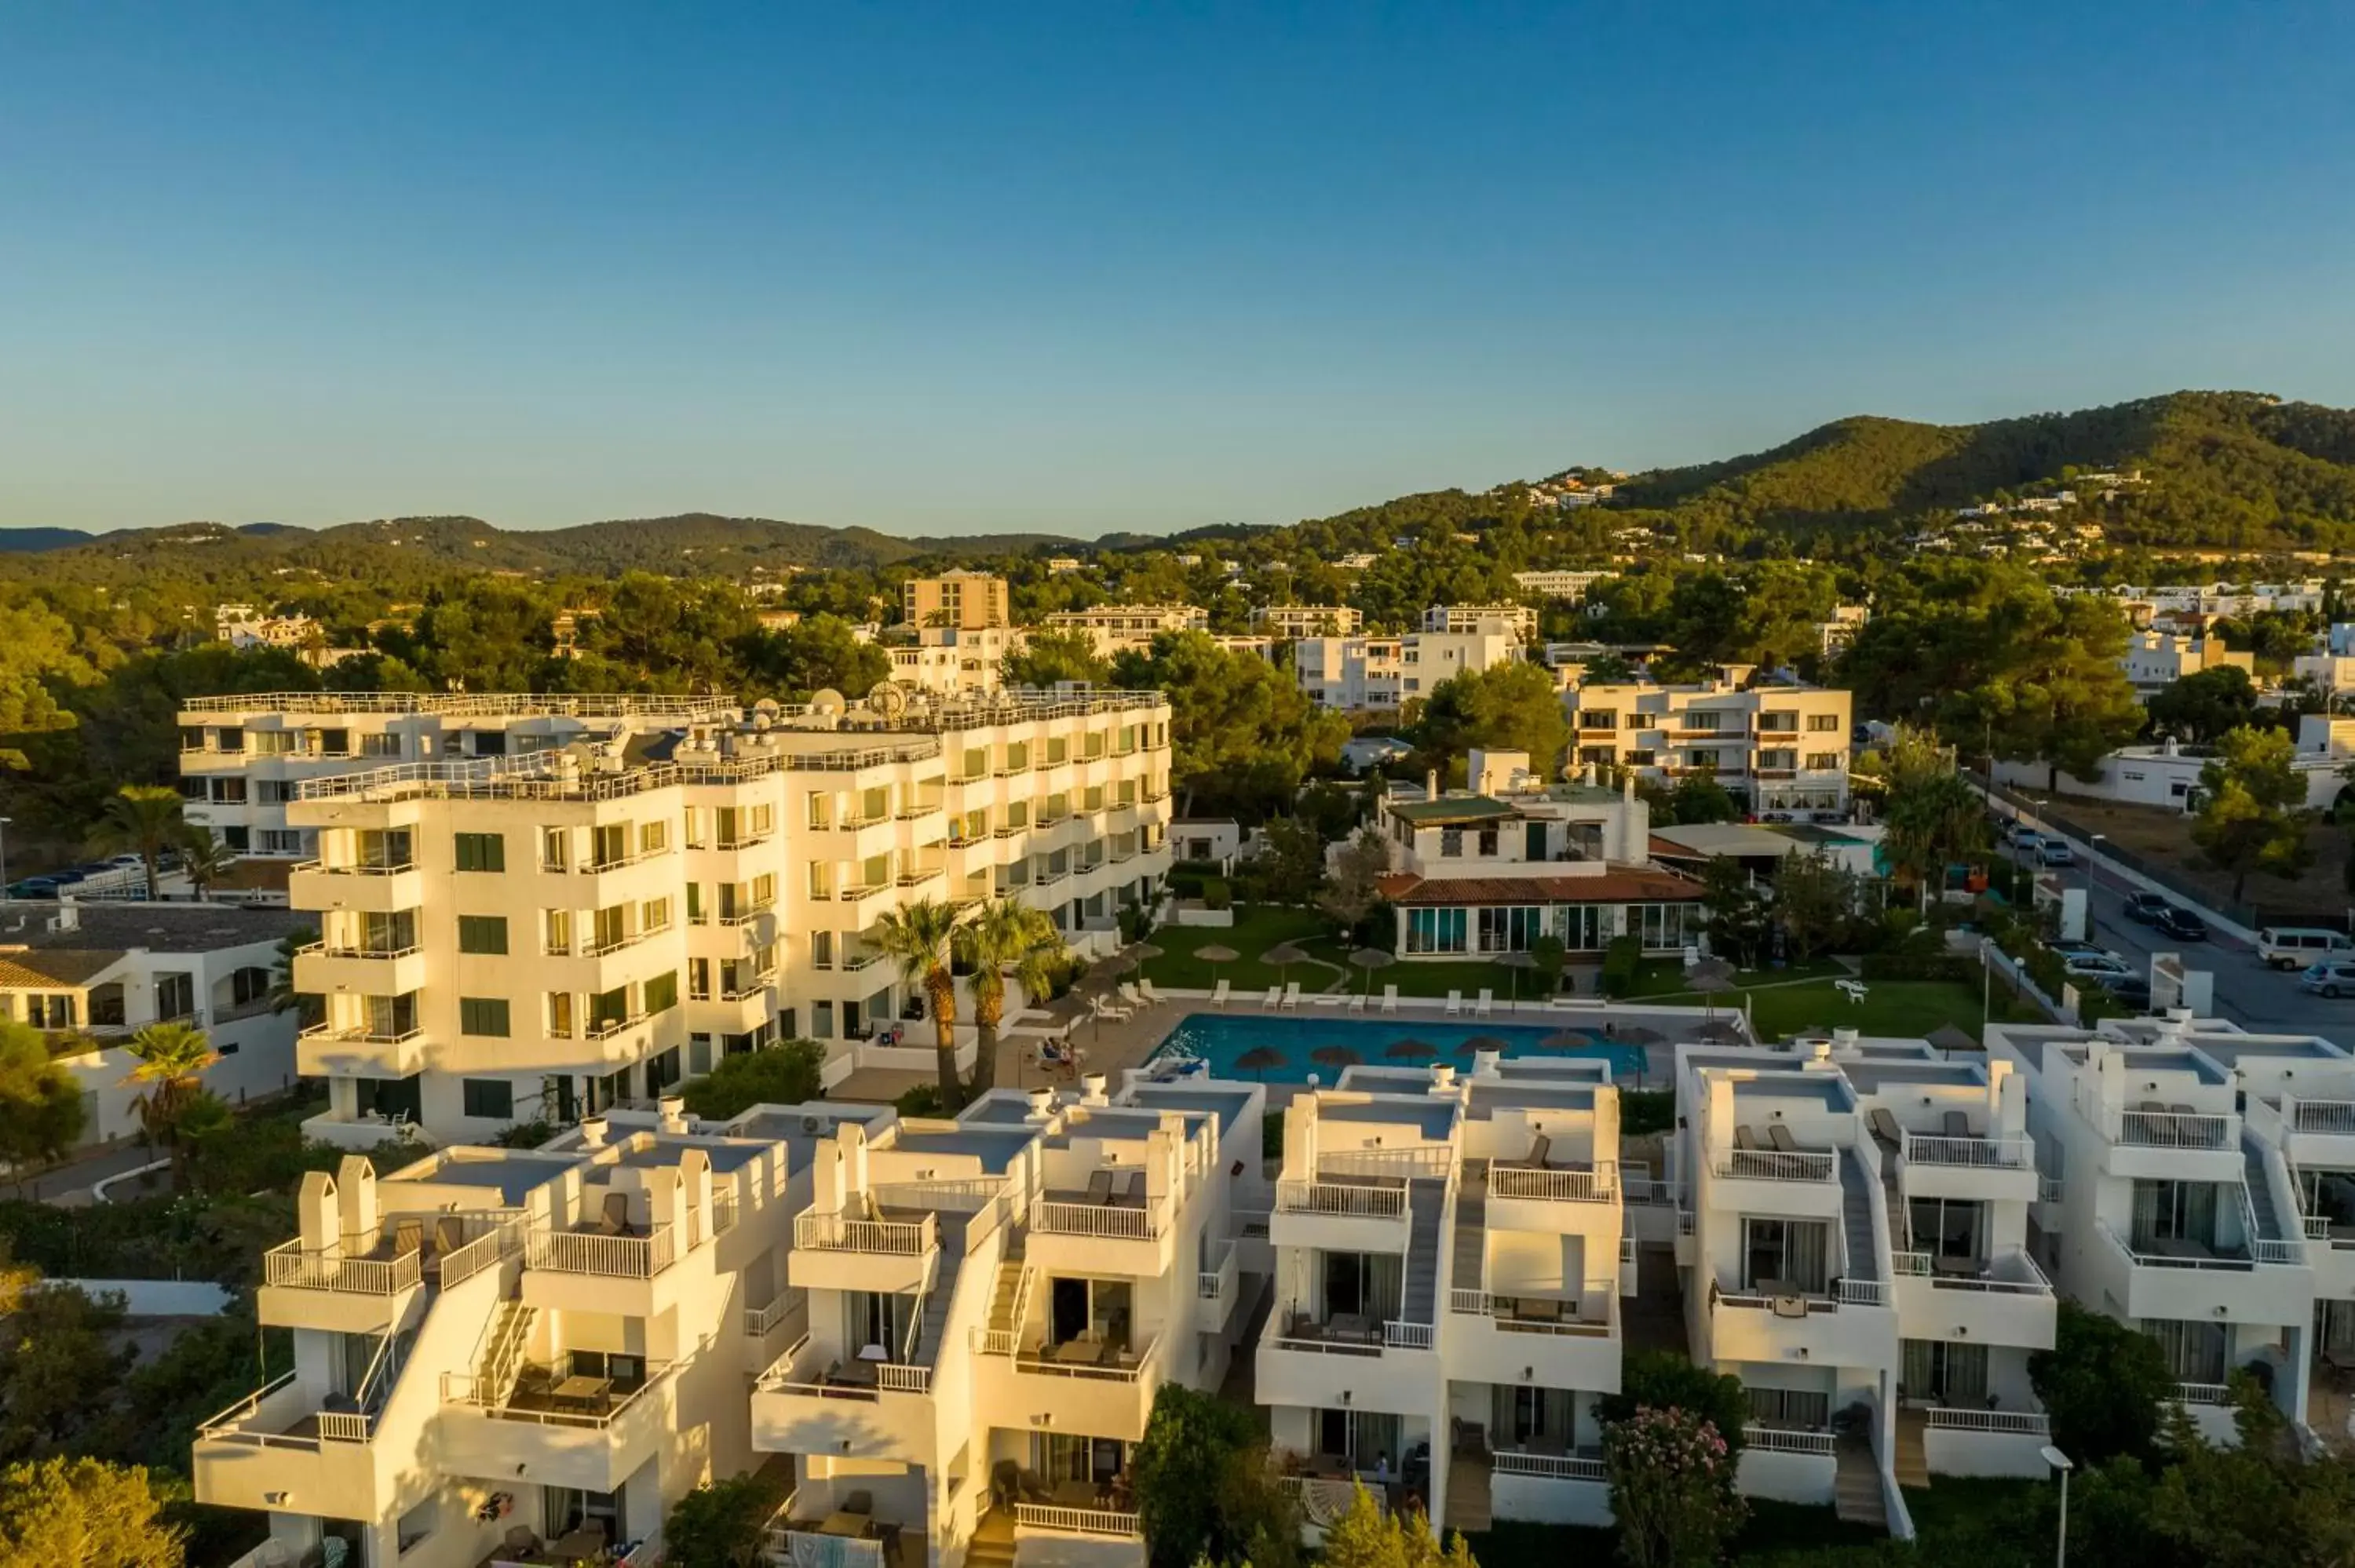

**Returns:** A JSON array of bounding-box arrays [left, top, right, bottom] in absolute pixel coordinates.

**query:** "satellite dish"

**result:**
[[752, 697, 782, 718], [810, 688, 846, 717], [868, 680, 910, 720]]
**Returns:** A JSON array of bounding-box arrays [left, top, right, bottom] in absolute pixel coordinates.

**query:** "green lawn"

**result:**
[[1137, 906, 1337, 992], [1729, 976, 2038, 1042], [1622, 956, 1848, 999], [1298, 935, 1555, 1002]]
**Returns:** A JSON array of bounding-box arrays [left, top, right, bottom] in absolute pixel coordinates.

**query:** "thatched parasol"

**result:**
[[1384, 1038, 1437, 1061], [1261, 943, 1308, 986], [1926, 1023, 1981, 1056], [1349, 946, 1397, 999], [1311, 1045, 1363, 1069], [1495, 950, 1539, 1005], [1685, 957, 1739, 1019], [1459, 1034, 1510, 1057], [1236, 1045, 1287, 1080], [1195, 943, 1240, 990], [1608, 1024, 1667, 1046], [1539, 1028, 1593, 1050]]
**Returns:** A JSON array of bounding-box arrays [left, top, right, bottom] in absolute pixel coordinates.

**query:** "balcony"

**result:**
[[585, 1012, 649, 1042], [790, 1205, 938, 1294], [1889, 1248, 2057, 1349], [439, 1358, 679, 1493], [1447, 1284, 1619, 1388], [751, 1336, 937, 1465], [2090, 1218, 2312, 1324], [192, 1372, 381, 1516], [1708, 1272, 1896, 1364], [290, 859, 422, 913], [528, 1221, 678, 1280], [718, 902, 775, 928], [1714, 1147, 1837, 1183], [1895, 1128, 2039, 1202], [295, 1020, 426, 1078], [1488, 1164, 1616, 1204]]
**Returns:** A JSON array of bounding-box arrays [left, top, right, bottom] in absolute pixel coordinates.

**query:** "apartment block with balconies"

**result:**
[[193, 1100, 848, 1568], [1564, 679, 1853, 815], [751, 1072, 1265, 1568], [1988, 1012, 2320, 1447], [254, 690, 1171, 1147]]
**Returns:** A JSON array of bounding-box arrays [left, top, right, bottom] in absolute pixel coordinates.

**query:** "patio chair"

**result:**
[[389, 1217, 423, 1257], [1262, 986, 1283, 1008], [1867, 1108, 1904, 1147], [1282, 981, 1302, 1009], [1085, 1169, 1115, 1205], [1444, 990, 1463, 1016], [1140, 978, 1164, 1004], [1835, 979, 1868, 1004], [1734, 1125, 1759, 1150], [1767, 1124, 1800, 1154], [430, 1215, 467, 1257], [842, 1491, 874, 1519], [1212, 979, 1232, 1007], [1117, 983, 1146, 1009], [1941, 1110, 1973, 1140], [1474, 988, 1494, 1018], [501, 1526, 542, 1560], [1382, 984, 1399, 1012], [596, 1191, 631, 1237], [1115, 1169, 1145, 1204], [1519, 1133, 1552, 1169], [1094, 996, 1134, 1022]]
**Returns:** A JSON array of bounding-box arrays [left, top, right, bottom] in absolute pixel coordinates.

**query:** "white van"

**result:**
[[2259, 927, 2354, 970]]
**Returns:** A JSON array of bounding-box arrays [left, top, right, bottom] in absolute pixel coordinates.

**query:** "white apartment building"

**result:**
[[1369, 753, 1704, 959], [193, 1099, 873, 1568], [1258, 1054, 1633, 1533], [1818, 605, 1869, 656], [1040, 605, 1205, 658], [889, 626, 1023, 698], [242, 690, 1171, 1147], [0, 900, 305, 1145], [1565, 679, 1853, 815], [1670, 1036, 2057, 1531], [1422, 604, 1538, 640], [2101, 581, 2327, 619], [1987, 1013, 2347, 1448], [1295, 631, 1522, 713], [1510, 571, 1610, 603], [2120, 633, 2254, 698], [905, 572, 1013, 632], [1990, 716, 2355, 814], [1250, 604, 1364, 638], [750, 1073, 1267, 1568]]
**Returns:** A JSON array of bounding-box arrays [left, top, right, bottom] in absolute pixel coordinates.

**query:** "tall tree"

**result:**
[[2193, 725, 2313, 902], [0, 1020, 86, 1186], [88, 785, 184, 900], [1112, 633, 1348, 819], [1316, 828, 1392, 946], [953, 899, 1064, 1098], [2145, 663, 2264, 745], [1003, 628, 1111, 689], [0, 1455, 184, 1568], [174, 828, 239, 902], [1875, 725, 1987, 902], [870, 899, 962, 1107], [119, 1020, 219, 1191], [1412, 662, 1570, 783], [1698, 857, 1772, 967]]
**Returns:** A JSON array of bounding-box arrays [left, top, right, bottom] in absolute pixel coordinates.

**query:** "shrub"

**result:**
[[2031, 1301, 2174, 1463], [895, 1084, 946, 1118], [665, 1470, 793, 1568], [1597, 1351, 1748, 1455], [1619, 1089, 1674, 1139], [1602, 1406, 1743, 1568], [1600, 935, 1643, 997], [1200, 877, 1233, 910], [680, 1039, 827, 1121], [1857, 952, 1978, 983]]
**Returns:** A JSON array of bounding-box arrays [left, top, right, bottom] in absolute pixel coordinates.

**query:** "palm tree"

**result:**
[[120, 1019, 221, 1190], [269, 927, 317, 1012], [870, 898, 962, 1107], [954, 899, 1065, 1096], [90, 785, 186, 900], [177, 829, 239, 903]]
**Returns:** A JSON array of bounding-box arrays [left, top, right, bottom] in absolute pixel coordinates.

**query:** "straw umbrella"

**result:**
[[1348, 947, 1397, 1001], [1459, 1035, 1510, 1063], [1236, 1046, 1286, 1081], [1384, 1039, 1437, 1062], [1311, 1045, 1362, 1071], [1261, 943, 1308, 991], [1195, 943, 1239, 992], [1495, 950, 1539, 1008], [1685, 957, 1738, 1020], [1926, 1023, 1980, 1057], [1539, 1029, 1591, 1051]]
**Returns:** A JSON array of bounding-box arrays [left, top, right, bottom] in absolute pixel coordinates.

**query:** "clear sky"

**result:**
[[4, 2, 2353, 538]]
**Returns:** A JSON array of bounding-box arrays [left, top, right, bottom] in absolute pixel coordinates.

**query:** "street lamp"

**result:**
[[2039, 1444, 2074, 1566]]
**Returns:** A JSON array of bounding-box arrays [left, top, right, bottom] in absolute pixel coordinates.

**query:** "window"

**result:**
[[688, 959, 712, 1001], [1440, 828, 1463, 857], [458, 997, 511, 1037], [644, 971, 679, 1013], [646, 1046, 681, 1092], [1741, 1216, 1830, 1293], [593, 824, 627, 870], [547, 992, 575, 1038], [1908, 1198, 1986, 1267], [455, 833, 505, 873], [318, 727, 349, 756], [689, 1035, 713, 1076], [458, 916, 509, 955], [1747, 1385, 1832, 1430], [396, 1497, 438, 1556], [1806, 753, 1842, 771], [257, 779, 297, 804], [808, 862, 834, 899], [210, 778, 248, 804], [686, 883, 705, 924], [1901, 1340, 1987, 1406], [360, 732, 402, 757], [807, 793, 833, 830], [1404, 907, 1469, 954], [252, 730, 297, 756], [812, 931, 834, 969], [217, 726, 245, 752], [540, 828, 570, 872], [638, 819, 668, 855], [543, 909, 572, 955], [641, 897, 671, 932], [1808, 713, 1841, 731], [593, 904, 629, 952], [470, 731, 506, 757], [462, 1079, 515, 1121]]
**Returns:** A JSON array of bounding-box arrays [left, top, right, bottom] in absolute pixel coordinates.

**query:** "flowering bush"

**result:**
[[1602, 1405, 1745, 1568]]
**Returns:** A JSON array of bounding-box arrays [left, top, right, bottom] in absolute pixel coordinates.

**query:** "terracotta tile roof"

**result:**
[[0, 948, 123, 988], [1375, 869, 1705, 906]]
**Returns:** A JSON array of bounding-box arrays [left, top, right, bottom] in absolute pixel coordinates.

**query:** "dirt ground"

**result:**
[[2023, 794, 2350, 923]]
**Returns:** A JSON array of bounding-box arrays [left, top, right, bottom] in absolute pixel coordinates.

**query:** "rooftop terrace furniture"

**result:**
[[1868, 1108, 1903, 1147], [1283, 981, 1303, 1009], [432, 1216, 467, 1257], [1942, 1110, 1973, 1139], [1263, 986, 1282, 1008], [390, 1217, 423, 1258], [1084, 1169, 1114, 1205], [1514, 1134, 1552, 1169], [1475, 989, 1494, 1018], [1446, 990, 1462, 1016], [1735, 1125, 1758, 1151], [596, 1191, 630, 1237], [1212, 979, 1231, 1008], [1767, 1124, 1800, 1154]]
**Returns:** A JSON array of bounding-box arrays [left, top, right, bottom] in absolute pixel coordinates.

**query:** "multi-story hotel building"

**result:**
[[1510, 572, 1611, 604], [1670, 1035, 2057, 1530], [888, 626, 1023, 698], [1564, 678, 1853, 815], [1421, 604, 1538, 640], [1258, 1053, 1633, 1533], [1295, 631, 1522, 713], [1250, 605, 1364, 638], [187, 690, 1173, 1147], [1039, 606, 1207, 658], [193, 1099, 871, 1568], [1988, 1012, 2349, 1448], [751, 1072, 1267, 1568], [905, 571, 1013, 632]]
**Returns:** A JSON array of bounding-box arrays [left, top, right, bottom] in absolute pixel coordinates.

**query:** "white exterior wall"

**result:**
[[1565, 681, 1853, 811]]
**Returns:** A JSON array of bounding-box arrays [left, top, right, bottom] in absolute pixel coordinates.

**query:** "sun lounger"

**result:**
[[1381, 984, 1399, 1013], [1212, 979, 1232, 1008], [1767, 1124, 1800, 1154], [1085, 1169, 1114, 1205], [1445, 990, 1463, 1016], [1518, 1133, 1552, 1169], [597, 1191, 631, 1237], [1282, 981, 1302, 1009], [1475, 989, 1494, 1018], [1263, 986, 1282, 1008], [1941, 1110, 1973, 1140], [1868, 1108, 1904, 1147], [1835, 979, 1868, 1004], [1094, 996, 1133, 1021], [390, 1217, 424, 1257], [1348, 990, 1368, 1012], [1140, 978, 1163, 1004], [1735, 1125, 1759, 1150]]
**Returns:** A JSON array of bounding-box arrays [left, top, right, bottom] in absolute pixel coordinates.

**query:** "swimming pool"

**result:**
[[1146, 1012, 1654, 1086]]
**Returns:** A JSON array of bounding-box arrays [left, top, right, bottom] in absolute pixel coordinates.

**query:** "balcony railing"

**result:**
[[1448, 1287, 1615, 1336], [316, 942, 423, 961], [1276, 1180, 1407, 1219], [1013, 1334, 1159, 1382], [1013, 1504, 1142, 1538], [264, 1238, 424, 1295], [1489, 1450, 1607, 1482], [2095, 1218, 2261, 1272], [718, 903, 775, 927], [2289, 1099, 2355, 1135], [1889, 1249, 2054, 1294], [1924, 1406, 2051, 1436], [1490, 1163, 1616, 1202], [2117, 1109, 2235, 1150], [300, 859, 418, 877], [585, 1012, 648, 1041], [1745, 1427, 1838, 1455], [1900, 1131, 2033, 1169], [298, 1022, 424, 1049], [794, 1206, 937, 1256], [1715, 1147, 1837, 1183], [1031, 1196, 1167, 1241], [527, 1222, 677, 1278]]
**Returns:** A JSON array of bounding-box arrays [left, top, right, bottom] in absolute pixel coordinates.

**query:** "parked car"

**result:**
[[2099, 975, 2153, 1010], [46, 869, 85, 885], [2047, 941, 2112, 961], [2007, 824, 2043, 849], [2299, 961, 2355, 999], [2061, 953, 2135, 980], [5, 877, 60, 899], [2155, 906, 2209, 942], [2123, 891, 2171, 924], [2261, 927, 2355, 971], [2037, 840, 2076, 866]]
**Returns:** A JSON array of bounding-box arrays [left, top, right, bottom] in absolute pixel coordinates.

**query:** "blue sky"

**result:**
[[3, 2, 2353, 537]]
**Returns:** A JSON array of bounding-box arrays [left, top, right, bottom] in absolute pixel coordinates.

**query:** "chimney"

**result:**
[[659, 1095, 688, 1134], [1027, 1088, 1055, 1121], [1081, 1073, 1109, 1107], [53, 902, 78, 932], [1430, 1063, 1458, 1093], [1426, 768, 1439, 800], [580, 1114, 609, 1149], [1831, 1027, 1859, 1051], [1473, 1048, 1502, 1079]]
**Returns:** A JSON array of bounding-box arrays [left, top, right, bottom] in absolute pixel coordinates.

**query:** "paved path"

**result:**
[[10, 1139, 162, 1206]]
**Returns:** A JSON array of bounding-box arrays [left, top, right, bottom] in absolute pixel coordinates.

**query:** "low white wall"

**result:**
[[1011, 1530, 1147, 1568], [1923, 1427, 2054, 1479], [1490, 1473, 1613, 1526], [60, 1013, 301, 1146], [1171, 906, 1235, 928], [49, 1278, 233, 1315], [1736, 1448, 1836, 1505]]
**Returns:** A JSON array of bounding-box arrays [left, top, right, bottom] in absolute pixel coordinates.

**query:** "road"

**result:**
[[2003, 835, 2355, 1037]]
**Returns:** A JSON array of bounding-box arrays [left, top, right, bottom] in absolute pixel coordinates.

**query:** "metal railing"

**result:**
[[744, 1296, 807, 1340], [447, 1359, 678, 1428], [527, 1222, 677, 1278], [437, 1218, 521, 1289], [2290, 1098, 2355, 1135], [1012, 1504, 1142, 1538], [2175, 1381, 2233, 1406], [1031, 1196, 1167, 1240], [1900, 1131, 2033, 1169], [794, 1206, 938, 1255], [1489, 1450, 1607, 1481], [1715, 1147, 1836, 1183], [1837, 1278, 1888, 1307], [1448, 1288, 1615, 1336], [1745, 1427, 1837, 1455], [264, 1238, 423, 1294], [1491, 1163, 1616, 1202], [2096, 1219, 2257, 1272], [1887, 1249, 2054, 1294], [1318, 1145, 1455, 1180], [1014, 1335, 1159, 1381], [1276, 1180, 1407, 1218], [1199, 1242, 1237, 1304], [2117, 1109, 2235, 1150], [1925, 1407, 2051, 1435]]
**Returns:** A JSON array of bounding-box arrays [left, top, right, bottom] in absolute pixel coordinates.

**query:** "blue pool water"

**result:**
[[1147, 1012, 1653, 1086]]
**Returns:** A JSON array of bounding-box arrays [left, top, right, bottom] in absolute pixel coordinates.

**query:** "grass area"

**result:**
[[1732, 976, 2038, 1041], [1298, 935, 1556, 1001], [1622, 955, 1849, 998], [1137, 906, 1336, 992]]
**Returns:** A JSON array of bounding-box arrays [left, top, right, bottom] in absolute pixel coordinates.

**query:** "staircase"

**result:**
[[1839, 1153, 1884, 1289], [474, 1298, 535, 1406], [1443, 1449, 1492, 1533], [985, 1260, 1033, 1351], [1834, 1432, 1886, 1529], [1892, 1409, 1930, 1489], [2244, 1138, 2287, 1243], [968, 1510, 1017, 1568], [1452, 1161, 1488, 1295], [1402, 1179, 1447, 1327]]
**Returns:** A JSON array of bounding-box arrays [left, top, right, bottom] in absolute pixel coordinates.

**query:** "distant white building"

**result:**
[[1423, 603, 1538, 640], [1562, 677, 1854, 814], [1297, 630, 1523, 713], [1512, 571, 1612, 603], [1250, 604, 1364, 638], [1040, 603, 1207, 657], [1992, 715, 2355, 812], [1818, 604, 1869, 655], [886, 625, 1022, 697], [1337, 552, 1379, 571], [2120, 633, 2254, 697], [1045, 556, 1085, 575]]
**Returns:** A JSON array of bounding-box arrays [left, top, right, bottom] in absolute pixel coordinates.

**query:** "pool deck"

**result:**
[[828, 990, 1760, 1104]]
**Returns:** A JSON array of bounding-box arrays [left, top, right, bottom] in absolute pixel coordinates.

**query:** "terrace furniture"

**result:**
[[2169, 1103, 2196, 1116], [431, 1216, 467, 1258], [552, 1373, 612, 1413], [1327, 1311, 1376, 1343], [1212, 979, 1232, 1007], [1868, 1108, 1904, 1147], [819, 1514, 871, 1538], [1282, 982, 1303, 1009], [1382, 985, 1400, 1013], [842, 1491, 874, 1519], [1314, 993, 1345, 1008], [1117, 983, 1146, 1009], [389, 1218, 423, 1258], [1767, 1124, 1800, 1154], [1445, 990, 1463, 1016], [1933, 1254, 1982, 1279], [1942, 1110, 1974, 1139], [1054, 1339, 1104, 1366], [1513, 1296, 1563, 1325], [1835, 979, 1868, 1004], [1052, 1479, 1099, 1510], [1475, 989, 1494, 1018], [1348, 991, 1368, 1012], [596, 1192, 632, 1237], [1734, 1125, 1759, 1150], [1140, 979, 1164, 1004], [1084, 1169, 1115, 1205], [550, 1523, 608, 1559], [1263, 986, 1283, 1008], [501, 1526, 542, 1559]]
